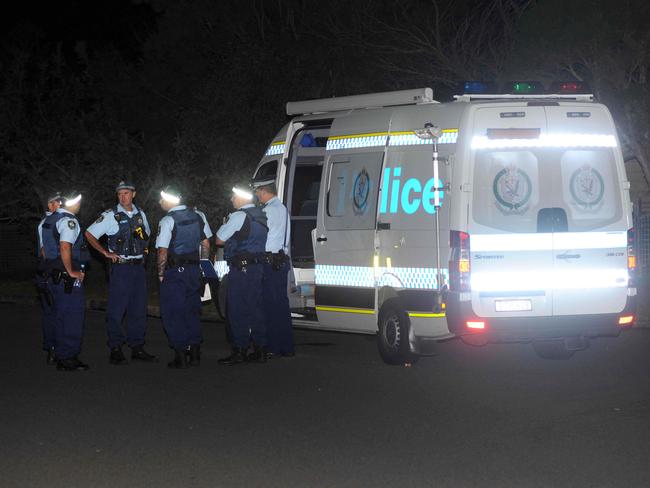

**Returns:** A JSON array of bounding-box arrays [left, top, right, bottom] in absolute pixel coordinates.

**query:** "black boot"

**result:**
[[56, 357, 90, 371], [109, 347, 128, 365], [131, 345, 159, 362], [247, 345, 267, 363], [46, 347, 56, 365], [167, 349, 189, 369], [187, 344, 201, 366], [217, 347, 248, 366]]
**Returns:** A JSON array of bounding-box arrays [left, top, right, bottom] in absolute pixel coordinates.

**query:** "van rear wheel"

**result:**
[[377, 302, 418, 365], [532, 340, 575, 360]]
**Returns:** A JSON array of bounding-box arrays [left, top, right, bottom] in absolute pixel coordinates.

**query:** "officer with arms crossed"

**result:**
[[85, 180, 158, 365], [252, 175, 295, 358], [216, 185, 268, 365], [40, 191, 90, 371], [36, 191, 63, 364], [156, 186, 211, 369]]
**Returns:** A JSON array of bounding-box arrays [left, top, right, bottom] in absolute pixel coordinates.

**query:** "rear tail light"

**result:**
[[628, 228, 636, 287], [466, 320, 486, 330], [449, 230, 471, 292], [618, 315, 634, 326]]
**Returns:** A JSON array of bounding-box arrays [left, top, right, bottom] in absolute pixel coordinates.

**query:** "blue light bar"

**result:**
[[462, 81, 495, 95]]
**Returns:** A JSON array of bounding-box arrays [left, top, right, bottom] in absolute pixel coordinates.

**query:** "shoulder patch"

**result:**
[[94, 215, 104, 224], [67, 220, 76, 229]]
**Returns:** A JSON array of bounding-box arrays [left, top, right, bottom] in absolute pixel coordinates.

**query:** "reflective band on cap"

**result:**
[[232, 187, 253, 200], [160, 190, 181, 205], [64, 194, 82, 207]]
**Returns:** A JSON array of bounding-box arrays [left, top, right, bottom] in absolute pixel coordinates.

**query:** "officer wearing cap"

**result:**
[[36, 192, 63, 364], [251, 175, 295, 358], [40, 191, 90, 371], [216, 185, 268, 365], [85, 180, 157, 365], [156, 185, 212, 369]]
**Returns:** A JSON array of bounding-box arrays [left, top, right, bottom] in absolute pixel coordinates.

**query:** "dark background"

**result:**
[[1, 0, 649, 269]]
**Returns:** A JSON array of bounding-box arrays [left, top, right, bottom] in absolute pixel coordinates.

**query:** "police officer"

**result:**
[[85, 181, 157, 365], [156, 185, 212, 369], [216, 185, 268, 365], [251, 176, 295, 358], [37, 192, 63, 364], [40, 191, 90, 371]]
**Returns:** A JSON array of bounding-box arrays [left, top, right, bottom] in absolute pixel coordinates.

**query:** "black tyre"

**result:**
[[532, 340, 575, 360], [377, 301, 419, 365]]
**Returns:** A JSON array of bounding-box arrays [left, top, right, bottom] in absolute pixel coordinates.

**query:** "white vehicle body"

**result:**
[[215, 88, 636, 361]]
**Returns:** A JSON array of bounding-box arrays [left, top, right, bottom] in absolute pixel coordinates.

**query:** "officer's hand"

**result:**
[[104, 252, 120, 263], [69, 270, 85, 282]]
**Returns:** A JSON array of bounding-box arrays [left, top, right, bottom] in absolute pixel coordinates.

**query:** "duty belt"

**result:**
[[168, 256, 200, 267], [227, 253, 263, 271], [114, 258, 144, 265]]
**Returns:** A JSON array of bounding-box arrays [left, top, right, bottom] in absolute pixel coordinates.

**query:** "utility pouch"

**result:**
[[51, 270, 63, 285], [272, 251, 289, 271], [63, 273, 75, 294]]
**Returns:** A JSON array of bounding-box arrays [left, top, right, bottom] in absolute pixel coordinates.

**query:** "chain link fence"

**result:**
[[636, 213, 650, 275]]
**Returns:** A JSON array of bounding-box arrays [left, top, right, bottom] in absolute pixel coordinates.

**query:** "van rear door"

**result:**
[[469, 106, 553, 318], [545, 105, 628, 315]]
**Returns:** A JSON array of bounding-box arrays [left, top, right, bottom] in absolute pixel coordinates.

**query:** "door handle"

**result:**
[[377, 222, 391, 230], [316, 236, 328, 242]]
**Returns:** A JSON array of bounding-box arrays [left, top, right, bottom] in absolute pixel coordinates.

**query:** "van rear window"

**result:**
[[472, 149, 622, 232]]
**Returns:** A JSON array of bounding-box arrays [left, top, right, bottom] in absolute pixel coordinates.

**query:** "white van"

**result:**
[[215, 84, 637, 363]]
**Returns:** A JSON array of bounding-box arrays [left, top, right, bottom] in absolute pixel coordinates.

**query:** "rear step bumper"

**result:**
[[446, 292, 636, 342]]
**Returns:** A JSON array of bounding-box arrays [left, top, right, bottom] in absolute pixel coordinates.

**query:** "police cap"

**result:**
[[160, 185, 182, 204], [116, 180, 136, 192], [47, 192, 63, 204], [251, 174, 276, 189], [232, 185, 253, 201], [63, 191, 82, 208]]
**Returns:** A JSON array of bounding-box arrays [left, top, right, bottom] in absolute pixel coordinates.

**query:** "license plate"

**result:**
[[495, 299, 532, 312]]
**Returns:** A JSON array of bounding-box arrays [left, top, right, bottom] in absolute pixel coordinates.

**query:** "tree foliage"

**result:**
[[509, 0, 650, 183], [2, 0, 648, 242]]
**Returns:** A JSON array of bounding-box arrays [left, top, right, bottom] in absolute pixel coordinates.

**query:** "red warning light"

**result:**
[[467, 321, 486, 330]]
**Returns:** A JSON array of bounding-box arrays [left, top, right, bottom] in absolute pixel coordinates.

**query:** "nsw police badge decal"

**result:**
[[352, 168, 370, 215], [68, 220, 76, 229]]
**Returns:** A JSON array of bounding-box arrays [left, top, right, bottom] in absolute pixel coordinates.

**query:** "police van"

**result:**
[[215, 83, 637, 363]]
